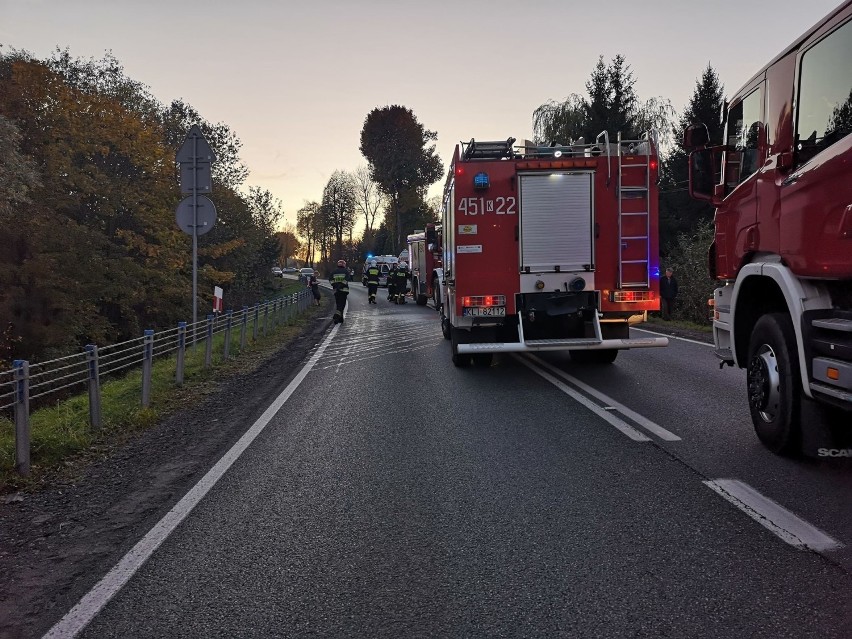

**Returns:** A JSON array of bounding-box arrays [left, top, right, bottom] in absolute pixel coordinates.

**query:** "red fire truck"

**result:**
[[685, 2, 852, 455], [407, 225, 443, 307], [437, 134, 668, 368]]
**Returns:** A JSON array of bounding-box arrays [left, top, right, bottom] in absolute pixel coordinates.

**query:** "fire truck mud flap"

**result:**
[[456, 336, 668, 354]]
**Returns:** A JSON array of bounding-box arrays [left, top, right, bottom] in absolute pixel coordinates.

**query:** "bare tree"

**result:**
[[321, 170, 357, 261], [352, 165, 384, 239], [296, 201, 320, 265]]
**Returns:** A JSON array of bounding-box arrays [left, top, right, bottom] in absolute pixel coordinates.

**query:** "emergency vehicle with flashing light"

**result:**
[[407, 224, 443, 307], [437, 134, 668, 368]]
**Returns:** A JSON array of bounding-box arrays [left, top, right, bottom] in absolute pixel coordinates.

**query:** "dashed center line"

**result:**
[[704, 479, 843, 552]]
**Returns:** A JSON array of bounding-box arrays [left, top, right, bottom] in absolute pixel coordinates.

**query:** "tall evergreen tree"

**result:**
[[660, 63, 725, 253], [533, 55, 669, 146]]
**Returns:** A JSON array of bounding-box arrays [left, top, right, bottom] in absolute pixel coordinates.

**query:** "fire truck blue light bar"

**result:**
[[473, 172, 489, 189]]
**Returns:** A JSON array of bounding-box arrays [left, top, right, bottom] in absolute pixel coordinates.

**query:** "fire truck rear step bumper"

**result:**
[[457, 336, 668, 354]]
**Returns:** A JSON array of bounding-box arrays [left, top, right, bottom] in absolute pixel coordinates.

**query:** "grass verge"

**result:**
[[0, 284, 321, 492], [644, 316, 712, 333]]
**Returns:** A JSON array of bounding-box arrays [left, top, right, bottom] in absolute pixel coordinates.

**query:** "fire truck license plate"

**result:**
[[463, 307, 506, 317]]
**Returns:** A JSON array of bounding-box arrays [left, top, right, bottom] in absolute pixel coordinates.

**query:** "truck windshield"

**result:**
[[796, 18, 852, 163]]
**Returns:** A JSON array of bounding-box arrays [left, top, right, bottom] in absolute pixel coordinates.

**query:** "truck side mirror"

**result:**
[[426, 227, 438, 246], [688, 148, 719, 203], [684, 123, 710, 150]]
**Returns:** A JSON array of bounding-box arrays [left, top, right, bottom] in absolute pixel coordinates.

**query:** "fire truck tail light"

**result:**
[[827, 367, 840, 381], [650, 158, 658, 171], [455, 166, 465, 177], [610, 290, 654, 303], [462, 295, 506, 307]]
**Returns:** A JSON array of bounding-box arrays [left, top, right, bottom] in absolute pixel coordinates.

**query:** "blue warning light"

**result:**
[[473, 172, 490, 190]]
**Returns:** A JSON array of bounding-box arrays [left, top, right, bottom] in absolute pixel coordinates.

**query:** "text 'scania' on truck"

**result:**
[[429, 133, 669, 369], [685, 1, 852, 456]]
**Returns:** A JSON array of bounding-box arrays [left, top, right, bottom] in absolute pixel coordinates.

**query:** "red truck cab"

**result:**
[[686, 2, 852, 455]]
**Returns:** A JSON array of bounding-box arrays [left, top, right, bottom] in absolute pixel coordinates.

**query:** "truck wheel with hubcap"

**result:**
[[747, 313, 802, 455], [451, 327, 471, 367]]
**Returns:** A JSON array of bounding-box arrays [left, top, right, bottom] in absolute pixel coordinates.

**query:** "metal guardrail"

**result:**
[[1, 289, 314, 475]]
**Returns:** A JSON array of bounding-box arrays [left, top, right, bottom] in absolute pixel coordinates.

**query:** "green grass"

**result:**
[[0, 288, 320, 491], [644, 315, 713, 333]]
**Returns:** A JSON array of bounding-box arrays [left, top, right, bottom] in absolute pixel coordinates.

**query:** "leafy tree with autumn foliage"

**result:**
[[0, 47, 284, 362]]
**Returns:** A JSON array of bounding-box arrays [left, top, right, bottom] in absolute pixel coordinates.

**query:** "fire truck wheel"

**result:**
[[472, 353, 493, 367], [747, 313, 802, 455], [433, 277, 442, 311], [441, 315, 451, 340], [451, 327, 471, 368], [570, 349, 618, 364]]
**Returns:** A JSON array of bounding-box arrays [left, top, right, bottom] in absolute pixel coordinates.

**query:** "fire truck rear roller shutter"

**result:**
[[519, 173, 593, 272]]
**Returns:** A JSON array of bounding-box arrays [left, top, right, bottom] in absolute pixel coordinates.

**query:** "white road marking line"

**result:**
[[514, 355, 650, 442], [526, 355, 682, 442], [43, 325, 342, 639], [704, 479, 843, 552], [632, 326, 713, 348]]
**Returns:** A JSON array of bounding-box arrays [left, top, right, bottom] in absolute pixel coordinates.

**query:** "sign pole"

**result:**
[[175, 124, 216, 351], [192, 134, 198, 349]]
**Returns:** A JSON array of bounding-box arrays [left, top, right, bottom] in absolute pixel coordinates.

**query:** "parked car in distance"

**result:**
[[272, 267, 283, 277], [282, 267, 298, 273]]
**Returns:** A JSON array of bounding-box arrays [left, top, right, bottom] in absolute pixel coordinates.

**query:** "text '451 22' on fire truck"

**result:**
[[428, 132, 669, 368]]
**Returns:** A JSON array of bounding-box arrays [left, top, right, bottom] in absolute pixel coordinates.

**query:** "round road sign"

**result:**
[[175, 196, 217, 236]]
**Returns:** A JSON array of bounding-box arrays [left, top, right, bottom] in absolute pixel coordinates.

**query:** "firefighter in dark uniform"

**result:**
[[329, 259, 349, 324], [395, 262, 409, 304], [387, 263, 398, 302], [366, 259, 380, 304]]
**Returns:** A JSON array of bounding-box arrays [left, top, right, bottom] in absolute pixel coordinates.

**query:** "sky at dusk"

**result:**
[[1, 0, 843, 232]]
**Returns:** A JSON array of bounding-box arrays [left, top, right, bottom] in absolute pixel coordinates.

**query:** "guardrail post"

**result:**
[[279, 298, 285, 325], [85, 345, 102, 431], [263, 302, 269, 337], [13, 360, 30, 476], [224, 309, 233, 359], [253, 305, 259, 341], [283, 295, 291, 325], [240, 306, 248, 352], [271, 300, 278, 330], [205, 315, 214, 369], [176, 322, 187, 386], [142, 329, 154, 408]]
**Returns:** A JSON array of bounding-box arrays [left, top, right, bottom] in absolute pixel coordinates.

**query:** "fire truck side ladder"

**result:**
[[617, 132, 653, 288]]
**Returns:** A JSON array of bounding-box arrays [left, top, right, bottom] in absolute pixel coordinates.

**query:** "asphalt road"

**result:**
[[50, 282, 852, 637]]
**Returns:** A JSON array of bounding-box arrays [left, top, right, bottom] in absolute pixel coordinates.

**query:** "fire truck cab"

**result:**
[[438, 135, 668, 368], [685, 2, 852, 455]]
